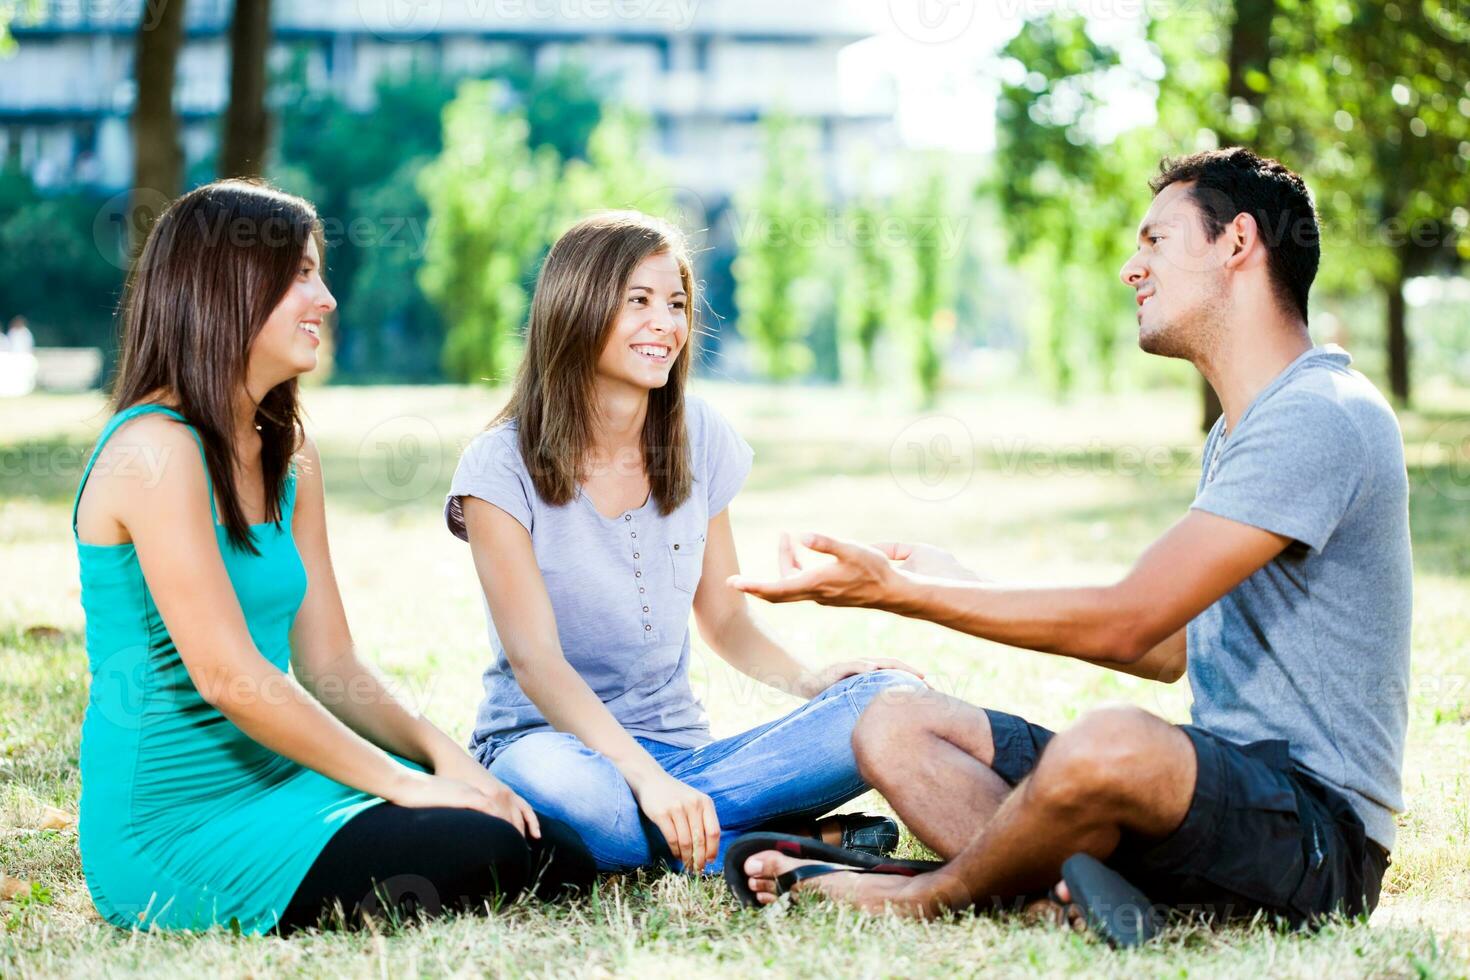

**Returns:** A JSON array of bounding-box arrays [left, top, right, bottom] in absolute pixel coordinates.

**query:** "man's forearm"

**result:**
[[886, 574, 1155, 666]]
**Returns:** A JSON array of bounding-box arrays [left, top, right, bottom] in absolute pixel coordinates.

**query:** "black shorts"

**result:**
[[984, 708, 1391, 927]]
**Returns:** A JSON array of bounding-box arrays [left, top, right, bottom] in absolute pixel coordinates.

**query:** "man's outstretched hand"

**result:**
[[727, 532, 912, 609]]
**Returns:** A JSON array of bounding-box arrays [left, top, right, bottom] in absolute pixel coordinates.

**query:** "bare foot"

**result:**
[[742, 851, 938, 916], [1022, 880, 1086, 931]]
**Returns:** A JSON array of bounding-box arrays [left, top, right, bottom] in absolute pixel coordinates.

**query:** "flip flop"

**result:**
[[1058, 853, 1160, 948], [723, 832, 942, 909]]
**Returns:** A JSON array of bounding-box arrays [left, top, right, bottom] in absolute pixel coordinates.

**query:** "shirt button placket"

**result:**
[[628, 513, 653, 642]]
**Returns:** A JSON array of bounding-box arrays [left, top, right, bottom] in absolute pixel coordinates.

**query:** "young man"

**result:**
[[727, 148, 1411, 934]]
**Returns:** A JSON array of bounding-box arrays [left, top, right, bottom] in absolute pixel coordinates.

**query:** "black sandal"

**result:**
[[1058, 853, 1160, 948], [760, 812, 901, 858], [723, 833, 941, 909]]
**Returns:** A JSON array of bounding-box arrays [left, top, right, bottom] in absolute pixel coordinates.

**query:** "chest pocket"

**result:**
[[669, 535, 706, 593]]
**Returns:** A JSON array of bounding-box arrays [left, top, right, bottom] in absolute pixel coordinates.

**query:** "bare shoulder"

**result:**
[[90, 412, 206, 494], [77, 412, 209, 541]]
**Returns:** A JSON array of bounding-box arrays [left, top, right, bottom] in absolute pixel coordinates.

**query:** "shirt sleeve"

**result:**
[[1190, 391, 1369, 553], [695, 398, 754, 517], [444, 430, 535, 540]]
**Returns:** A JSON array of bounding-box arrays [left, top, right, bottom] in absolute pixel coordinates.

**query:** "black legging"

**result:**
[[277, 804, 596, 933]]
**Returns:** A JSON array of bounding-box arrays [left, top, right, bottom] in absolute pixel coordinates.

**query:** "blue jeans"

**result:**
[[484, 670, 924, 872]]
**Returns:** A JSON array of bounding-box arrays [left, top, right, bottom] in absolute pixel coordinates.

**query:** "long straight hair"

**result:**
[[112, 179, 323, 553], [497, 211, 697, 513]]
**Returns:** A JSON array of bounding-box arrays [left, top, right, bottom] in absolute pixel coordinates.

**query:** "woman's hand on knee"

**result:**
[[432, 750, 543, 839], [627, 768, 720, 873], [387, 769, 541, 839]]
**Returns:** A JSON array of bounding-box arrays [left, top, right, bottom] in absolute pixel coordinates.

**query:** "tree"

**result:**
[[558, 108, 674, 224], [0, 0, 40, 55], [339, 161, 441, 380], [0, 168, 126, 349], [992, 16, 1153, 398], [1274, 0, 1470, 405], [417, 80, 559, 384], [271, 59, 606, 380], [218, 0, 272, 178], [1151, 0, 1470, 408], [131, 0, 188, 247], [903, 159, 958, 407], [838, 177, 893, 385], [731, 113, 826, 381]]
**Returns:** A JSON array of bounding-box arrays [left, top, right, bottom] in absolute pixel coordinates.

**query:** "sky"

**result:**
[[841, 0, 1162, 153]]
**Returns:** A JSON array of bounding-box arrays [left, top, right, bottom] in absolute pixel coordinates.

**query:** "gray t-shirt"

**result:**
[[1188, 345, 1412, 849], [445, 394, 754, 761]]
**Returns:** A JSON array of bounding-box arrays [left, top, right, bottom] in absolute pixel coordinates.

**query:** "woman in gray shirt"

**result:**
[[446, 211, 924, 873]]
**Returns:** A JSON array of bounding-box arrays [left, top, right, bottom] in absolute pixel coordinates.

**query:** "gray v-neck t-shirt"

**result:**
[[445, 395, 754, 761], [1188, 345, 1412, 849]]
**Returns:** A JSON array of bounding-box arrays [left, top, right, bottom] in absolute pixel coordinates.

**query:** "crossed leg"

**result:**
[[742, 689, 1198, 917]]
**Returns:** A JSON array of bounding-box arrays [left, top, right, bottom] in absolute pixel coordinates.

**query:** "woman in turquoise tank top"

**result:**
[[72, 180, 592, 934]]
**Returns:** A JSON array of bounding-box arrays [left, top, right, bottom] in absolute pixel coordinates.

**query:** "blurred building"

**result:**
[[0, 0, 900, 201]]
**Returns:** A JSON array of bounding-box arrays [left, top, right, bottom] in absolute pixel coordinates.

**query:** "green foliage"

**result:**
[[0, 0, 40, 57], [514, 58, 605, 163], [418, 80, 560, 384], [992, 16, 1153, 395], [339, 161, 441, 380], [1272, 0, 1469, 279], [902, 160, 957, 407], [838, 170, 893, 385], [732, 114, 827, 381], [0, 167, 124, 350], [271, 58, 606, 381], [558, 108, 675, 228], [1148, 0, 1470, 403]]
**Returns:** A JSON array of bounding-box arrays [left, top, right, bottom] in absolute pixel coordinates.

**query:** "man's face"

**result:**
[[1119, 181, 1236, 359]]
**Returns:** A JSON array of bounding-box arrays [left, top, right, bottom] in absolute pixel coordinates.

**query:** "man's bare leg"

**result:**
[[745, 706, 1196, 916], [851, 688, 1013, 859]]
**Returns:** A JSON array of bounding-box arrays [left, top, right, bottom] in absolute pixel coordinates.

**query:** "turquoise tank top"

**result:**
[[73, 404, 382, 933]]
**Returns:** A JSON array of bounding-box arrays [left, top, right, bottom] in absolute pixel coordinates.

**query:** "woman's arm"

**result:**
[[287, 437, 538, 833], [693, 511, 925, 699], [105, 418, 525, 827], [460, 495, 720, 870]]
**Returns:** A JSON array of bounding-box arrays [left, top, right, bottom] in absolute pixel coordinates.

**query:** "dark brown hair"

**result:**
[[497, 211, 696, 513], [1150, 147, 1320, 323], [112, 179, 323, 553]]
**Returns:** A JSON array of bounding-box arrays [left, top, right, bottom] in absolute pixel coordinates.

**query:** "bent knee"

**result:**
[[850, 686, 945, 777], [489, 735, 654, 870], [1030, 706, 1178, 807], [840, 667, 927, 711]]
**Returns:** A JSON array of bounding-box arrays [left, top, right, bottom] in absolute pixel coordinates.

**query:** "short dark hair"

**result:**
[[1149, 147, 1319, 323]]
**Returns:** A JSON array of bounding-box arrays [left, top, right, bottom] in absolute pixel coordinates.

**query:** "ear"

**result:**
[[1222, 212, 1261, 272]]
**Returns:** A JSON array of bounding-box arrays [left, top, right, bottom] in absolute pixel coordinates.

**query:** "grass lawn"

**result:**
[[1, 382, 1467, 978]]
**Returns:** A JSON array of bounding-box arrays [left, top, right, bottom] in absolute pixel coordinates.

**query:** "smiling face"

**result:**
[[594, 250, 690, 394], [1119, 180, 1234, 361], [247, 235, 336, 385]]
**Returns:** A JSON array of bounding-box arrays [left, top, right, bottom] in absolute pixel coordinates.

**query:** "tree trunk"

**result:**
[[1385, 274, 1410, 405], [1203, 0, 1274, 432], [131, 0, 189, 248], [1225, 0, 1275, 111], [218, 0, 273, 179]]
